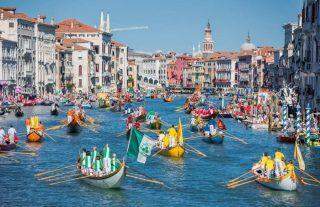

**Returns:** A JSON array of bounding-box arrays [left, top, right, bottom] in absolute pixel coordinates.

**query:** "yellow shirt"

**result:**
[[275, 151, 285, 160], [266, 159, 275, 170], [168, 127, 177, 138], [286, 163, 294, 172], [259, 156, 268, 165]]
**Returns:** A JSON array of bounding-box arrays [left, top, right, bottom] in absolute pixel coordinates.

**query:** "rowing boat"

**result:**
[[0, 143, 16, 151], [79, 162, 126, 189], [252, 167, 297, 191], [27, 130, 44, 142], [51, 108, 59, 116], [202, 132, 224, 144], [277, 133, 296, 143], [159, 145, 185, 158], [163, 97, 173, 102]]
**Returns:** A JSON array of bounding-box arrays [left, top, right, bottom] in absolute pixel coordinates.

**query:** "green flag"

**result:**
[[127, 128, 156, 164]]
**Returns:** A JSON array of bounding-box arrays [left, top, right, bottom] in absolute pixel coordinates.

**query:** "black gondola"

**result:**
[[51, 108, 59, 116]]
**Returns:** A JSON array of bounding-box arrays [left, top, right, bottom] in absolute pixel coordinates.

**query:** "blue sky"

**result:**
[[1, 0, 302, 53]]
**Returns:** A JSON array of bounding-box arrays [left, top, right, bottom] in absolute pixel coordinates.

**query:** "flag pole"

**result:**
[[124, 127, 134, 163]]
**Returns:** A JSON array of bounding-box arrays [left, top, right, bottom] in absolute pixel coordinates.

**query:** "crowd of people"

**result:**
[[78, 144, 119, 177], [157, 125, 183, 149]]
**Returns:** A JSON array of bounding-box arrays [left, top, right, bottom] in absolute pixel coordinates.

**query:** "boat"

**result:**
[[163, 97, 173, 102], [15, 109, 24, 117], [82, 103, 92, 109], [40, 100, 53, 106], [23, 100, 36, 106], [219, 110, 233, 118], [190, 124, 201, 132], [159, 145, 185, 158], [252, 167, 297, 191], [202, 132, 224, 144], [0, 143, 17, 151], [277, 133, 296, 143], [78, 162, 126, 189], [134, 113, 146, 123], [27, 129, 44, 142], [51, 108, 59, 116], [248, 123, 269, 130]]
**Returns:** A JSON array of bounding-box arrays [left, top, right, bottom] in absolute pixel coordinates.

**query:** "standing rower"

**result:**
[[102, 144, 111, 174], [7, 125, 17, 144], [0, 127, 5, 144]]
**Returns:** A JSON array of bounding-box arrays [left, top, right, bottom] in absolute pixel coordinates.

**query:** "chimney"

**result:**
[[99, 11, 104, 31], [105, 13, 110, 33]]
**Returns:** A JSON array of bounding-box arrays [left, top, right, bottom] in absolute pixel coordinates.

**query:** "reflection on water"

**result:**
[[0, 97, 320, 206]]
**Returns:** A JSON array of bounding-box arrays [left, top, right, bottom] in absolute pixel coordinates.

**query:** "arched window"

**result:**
[[78, 65, 82, 76]]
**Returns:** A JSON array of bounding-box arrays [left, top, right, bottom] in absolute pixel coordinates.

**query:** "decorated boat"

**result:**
[[27, 129, 44, 142], [159, 145, 185, 158], [202, 131, 224, 144], [78, 162, 126, 189], [252, 167, 297, 191], [67, 110, 82, 133]]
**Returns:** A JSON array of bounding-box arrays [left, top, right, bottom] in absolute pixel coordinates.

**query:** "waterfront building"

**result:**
[[0, 34, 17, 94]]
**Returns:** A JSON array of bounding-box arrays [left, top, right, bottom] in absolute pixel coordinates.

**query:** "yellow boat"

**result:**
[[159, 145, 185, 158]]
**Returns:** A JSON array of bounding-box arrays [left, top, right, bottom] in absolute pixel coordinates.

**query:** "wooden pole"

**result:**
[[126, 173, 164, 186], [38, 170, 78, 181], [296, 167, 320, 184], [44, 132, 56, 142], [227, 175, 255, 187], [49, 174, 91, 186], [35, 164, 76, 177], [227, 170, 252, 183], [0, 154, 20, 163], [152, 149, 163, 157], [0, 151, 37, 156], [185, 143, 207, 157], [227, 179, 257, 189]]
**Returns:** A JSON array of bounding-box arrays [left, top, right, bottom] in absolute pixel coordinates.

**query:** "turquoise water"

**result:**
[[0, 96, 319, 207]]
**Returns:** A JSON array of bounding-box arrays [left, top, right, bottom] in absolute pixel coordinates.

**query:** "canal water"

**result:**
[[0, 96, 319, 207]]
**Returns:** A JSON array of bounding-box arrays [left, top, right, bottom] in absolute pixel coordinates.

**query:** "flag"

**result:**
[[177, 118, 183, 144], [127, 128, 156, 164], [294, 141, 305, 171]]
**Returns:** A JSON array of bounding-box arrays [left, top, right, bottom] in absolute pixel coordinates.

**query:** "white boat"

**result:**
[[250, 123, 269, 130], [252, 168, 297, 191], [80, 162, 126, 189]]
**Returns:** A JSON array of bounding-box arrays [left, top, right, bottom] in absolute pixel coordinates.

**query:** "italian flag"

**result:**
[[127, 128, 156, 164]]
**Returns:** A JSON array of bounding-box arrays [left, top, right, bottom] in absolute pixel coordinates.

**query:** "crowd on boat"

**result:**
[[78, 145, 120, 177], [0, 126, 19, 145]]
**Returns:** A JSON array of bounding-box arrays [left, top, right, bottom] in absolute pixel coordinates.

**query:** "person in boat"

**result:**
[[111, 153, 117, 172], [102, 144, 111, 174], [168, 125, 177, 147], [204, 119, 217, 137], [190, 116, 196, 126], [285, 160, 295, 177], [158, 131, 165, 149], [80, 148, 87, 169], [7, 125, 17, 144], [265, 156, 275, 179], [84, 151, 93, 175], [37, 121, 45, 136], [93, 156, 103, 177], [217, 119, 226, 131], [91, 146, 99, 163], [25, 118, 31, 134], [258, 152, 269, 171], [0, 127, 5, 144], [274, 149, 285, 177]]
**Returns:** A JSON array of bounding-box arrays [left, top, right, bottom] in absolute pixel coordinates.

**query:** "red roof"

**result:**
[[62, 38, 90, 44], [57, 19, 100, 34], [111, 40, 126, 47]]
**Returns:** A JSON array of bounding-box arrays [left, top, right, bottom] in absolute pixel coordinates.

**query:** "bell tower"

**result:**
[[202, 21, 214, 57]]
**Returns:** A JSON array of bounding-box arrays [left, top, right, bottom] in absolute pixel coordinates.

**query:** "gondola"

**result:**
[[252, 167, 297, 191], [159, 145, 185, 158], [15, 109, 24, 117], [202, 133, 224, 144], [277, 133, 296, 143], [51, 108, 59, 116], [0, 143, 17, 151], [77, 162, 126, 189], [27, 130, 44, 142]]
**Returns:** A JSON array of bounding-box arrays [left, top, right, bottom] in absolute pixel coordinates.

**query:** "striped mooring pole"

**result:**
[[296, 104, 302, 134], [306, 103, 311, 140]]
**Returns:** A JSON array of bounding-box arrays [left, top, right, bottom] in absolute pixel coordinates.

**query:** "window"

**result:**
[[9, 22, 14, 28], [79, 79, 82, 87], [78, 65, 82, 76]]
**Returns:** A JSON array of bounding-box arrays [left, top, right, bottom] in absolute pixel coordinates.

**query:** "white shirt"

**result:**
[[8, 128, 16, 136], [0, 129, 5, 139]]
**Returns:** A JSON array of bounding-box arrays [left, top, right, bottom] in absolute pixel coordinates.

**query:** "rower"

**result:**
[[93, 156, 103, 176], [80, 148, 87, 168], [168, 125, 177, 147], [0, 127, 5, 144], [285, 160, 295, 175], [158, 131, 165, 149], [91, 147, 99, 163], [265, 156, 275, 179], [102, 144, 111, 174], [25, 118, 31, 134], [190, 116, 196, 125], [258, 152, 269, 171], [7, 125, 17, 144], [111, 153, 117, 172], [274, 149, 285, 177]]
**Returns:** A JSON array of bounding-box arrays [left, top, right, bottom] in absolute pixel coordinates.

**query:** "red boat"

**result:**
[[23, 99, 36, 106], [277, 133, 296, 143]]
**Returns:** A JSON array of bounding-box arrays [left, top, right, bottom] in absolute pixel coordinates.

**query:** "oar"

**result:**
[[38, 170, 78, 181], [152, 149, 163, 157], [0, 151, 37, 156], [224, 132, 248, 144], [296, 166, 320, 184], [116, 131, 126, 137], [227, 170, 252, 183], [35, 164, 76, 177], [49, 174, 91, 186], [44, 132, 56, 142], [184, 143, 207, 157], [126, 173, 164, 186], [161, 120, 171, 127], [184, 135, 203, 141], [46, 125, 65, 131], [0, 154, 20, 163], [16, 143, 36, 152], [46, 173, 79, 183], [227, 175, 255, 187], [227, 178, 257, 189]]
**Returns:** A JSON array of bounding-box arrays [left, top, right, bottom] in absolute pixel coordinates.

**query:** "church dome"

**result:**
[[240, 33, 256, 51]]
